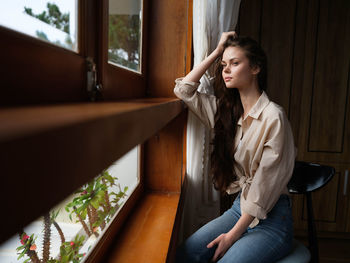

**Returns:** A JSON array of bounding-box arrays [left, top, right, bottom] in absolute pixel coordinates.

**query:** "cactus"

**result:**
[[90, 205, 99, 237], [74, 205, 92, 237], [42, 213, 51, 263], [51, 210, 65, 245], [101, 176, 112, 212]]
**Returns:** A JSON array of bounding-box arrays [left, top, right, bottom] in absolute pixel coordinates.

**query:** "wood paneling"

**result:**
[[296, 0, 350, 163], [303, 173, 339, 222], [144, 112, 186, 193], [260, 0, 297, 116], [239, 0, 297, 116], [238, 0, 262, 42], [239, 0, 350, 236], [0, 98, 184, 244], [288, 0, 309, 146], [147, 0, 189, 97], [308, 0, 350, 153], [143, 0, 190, 191], [292, 163, 349, 233]]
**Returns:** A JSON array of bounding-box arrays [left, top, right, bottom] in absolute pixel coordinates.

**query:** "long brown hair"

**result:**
[[210, 36, 267, 193]]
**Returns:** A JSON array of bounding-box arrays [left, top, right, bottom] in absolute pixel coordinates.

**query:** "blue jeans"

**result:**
[[176, 194, 293, 263]]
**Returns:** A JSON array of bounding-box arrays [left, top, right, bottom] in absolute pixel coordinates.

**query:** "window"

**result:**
[[1, 0, 189, 261], [0, 0, 146, 255], [0, 146, 140, 263], [108, 0, 143, 72], [0, 1, 78, 52]]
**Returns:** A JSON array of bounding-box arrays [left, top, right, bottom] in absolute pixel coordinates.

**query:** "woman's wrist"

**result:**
[[227, 213, 254, 240], [212, 47, 223, 58], [227, 228, 241, 243]]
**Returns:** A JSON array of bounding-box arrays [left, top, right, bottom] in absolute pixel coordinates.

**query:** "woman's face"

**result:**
[[221, 46, 258, 89]]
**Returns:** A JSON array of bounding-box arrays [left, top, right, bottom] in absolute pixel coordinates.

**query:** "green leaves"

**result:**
[[16, 233, 37, 261], [16, 169, 130, 263], [24, 2, 70, 34], [59, 235, 86, 263]]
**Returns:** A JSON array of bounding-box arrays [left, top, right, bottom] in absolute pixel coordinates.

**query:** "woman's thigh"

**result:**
[[218, 195, 293, 263], [176, 196, 242, 263]]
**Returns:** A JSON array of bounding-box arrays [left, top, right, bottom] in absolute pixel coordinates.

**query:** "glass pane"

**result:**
[[0, 1, 78, 52], [108, 0, 142, 72], [0, 146, 140, 263]]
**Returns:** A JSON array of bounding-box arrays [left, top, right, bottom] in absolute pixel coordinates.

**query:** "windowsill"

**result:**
[[0, 98, 183, 142], [0, 97, 185, 244], [103, 192, 181, 263]]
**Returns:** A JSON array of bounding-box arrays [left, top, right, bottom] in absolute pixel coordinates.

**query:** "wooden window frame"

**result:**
[[99, 0, 149, 100], [0, 0, 192, 262]]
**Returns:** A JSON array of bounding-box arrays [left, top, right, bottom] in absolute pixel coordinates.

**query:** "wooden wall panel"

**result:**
[[303, 172, 339, 222], [288, 0, 309, 147], [144, 0, 190, 192], [239, 0, 350, 235], [238, 0, 262, 42], [239, 0, 297, 116], [260, 0, 297, 115], [147, 0, 189, 97], [308, 0, 350, 152], [144, 112, 187, 193]]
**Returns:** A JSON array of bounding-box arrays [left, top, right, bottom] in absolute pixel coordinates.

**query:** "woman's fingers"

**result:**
[[207, 234, 225, 262], [207, 236, 219, 248], [217, 31, 238, 53], [212, 248, 222, 262]]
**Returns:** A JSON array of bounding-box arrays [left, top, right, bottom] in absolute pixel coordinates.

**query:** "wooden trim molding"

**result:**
[[102, 192, 181, 263], [0, 98, 184, 243]]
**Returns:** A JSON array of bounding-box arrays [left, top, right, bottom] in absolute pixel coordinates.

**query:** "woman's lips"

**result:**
[[224, 77, 232, 82]]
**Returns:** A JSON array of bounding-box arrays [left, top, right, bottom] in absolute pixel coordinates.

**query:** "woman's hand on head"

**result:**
[[216, 31, 237, 55]]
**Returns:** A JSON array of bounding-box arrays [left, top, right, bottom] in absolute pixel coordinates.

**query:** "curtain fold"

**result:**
[[179, 0, 242, 242]]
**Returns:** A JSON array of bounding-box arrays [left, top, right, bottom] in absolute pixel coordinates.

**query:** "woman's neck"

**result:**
[[238, 83, 262, 119]]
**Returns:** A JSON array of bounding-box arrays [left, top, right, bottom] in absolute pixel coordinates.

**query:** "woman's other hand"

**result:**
[[207, 232, 238, 262], [216, 31, 237, 55]]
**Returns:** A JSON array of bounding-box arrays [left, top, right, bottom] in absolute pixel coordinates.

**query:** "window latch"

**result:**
[[86, 57, 102, 101]]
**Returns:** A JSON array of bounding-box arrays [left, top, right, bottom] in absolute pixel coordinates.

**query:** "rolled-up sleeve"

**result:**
[[174, 78, 217, 128], [241, 108, 296, 221]]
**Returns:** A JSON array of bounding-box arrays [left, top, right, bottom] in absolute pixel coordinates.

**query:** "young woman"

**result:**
[[174, 32, 296, 262]]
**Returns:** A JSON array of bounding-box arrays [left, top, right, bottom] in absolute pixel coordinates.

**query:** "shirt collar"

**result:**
[[237, 91, 270, 125]]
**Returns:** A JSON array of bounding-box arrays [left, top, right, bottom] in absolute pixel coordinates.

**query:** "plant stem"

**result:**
[[19, 230, 41, 263], [90, 206, 99, 237], [102, 177, 112, 212], [42, 213, 51, 263], [74, 206, 92, 237], [52, 220, 65, 244], [28, 250, 41, 263]]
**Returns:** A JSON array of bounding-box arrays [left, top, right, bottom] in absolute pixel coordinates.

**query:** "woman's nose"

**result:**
[[223, 65, 230, 73]]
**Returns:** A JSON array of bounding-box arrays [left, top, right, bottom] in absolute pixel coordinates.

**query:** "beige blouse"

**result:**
[[174, 78, 296, 227]]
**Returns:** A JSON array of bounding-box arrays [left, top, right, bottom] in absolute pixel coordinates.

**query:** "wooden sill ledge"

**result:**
[[104, 192, 181, 263], [0, 98, 185, 244]]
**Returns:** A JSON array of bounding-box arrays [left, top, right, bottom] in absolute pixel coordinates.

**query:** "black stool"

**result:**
[[277, 161, 335, 263]]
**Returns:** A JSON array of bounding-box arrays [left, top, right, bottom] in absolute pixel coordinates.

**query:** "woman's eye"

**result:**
[[233, 62, 239, 65]]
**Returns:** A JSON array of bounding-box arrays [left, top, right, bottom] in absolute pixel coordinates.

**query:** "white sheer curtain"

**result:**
[[179, 0, 241, 241]]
